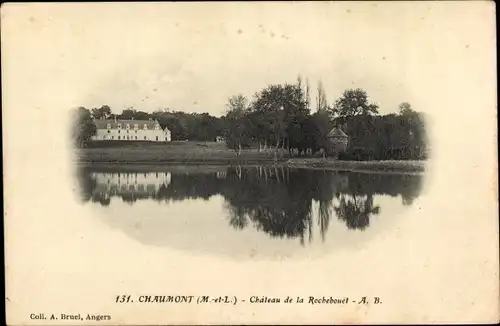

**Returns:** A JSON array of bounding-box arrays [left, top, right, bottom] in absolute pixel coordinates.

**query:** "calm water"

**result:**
[[76, 165, 424, 257]]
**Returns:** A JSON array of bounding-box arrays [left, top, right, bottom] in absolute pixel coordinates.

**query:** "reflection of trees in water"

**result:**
[[76, 166, 423, 242], [77, 167, 97, 203], [344, 173, 421, 206], [226, 203, 248, 230], [318, 200, 332, 241], [91, 195, 111, 206], [310, 170, 341, 242], [155, 173, 220, 203], [334, 194, 380, 231], [218, 167, 314, 244]]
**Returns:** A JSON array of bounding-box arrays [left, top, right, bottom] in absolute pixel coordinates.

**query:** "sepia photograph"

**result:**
[[73, 77, 428, 251], [3, 2, 498, 325]]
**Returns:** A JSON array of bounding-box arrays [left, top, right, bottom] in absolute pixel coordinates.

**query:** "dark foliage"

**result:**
[[77, 166, 423, 240], [75, 86, 428, 160], [337, 112, 428, 160]]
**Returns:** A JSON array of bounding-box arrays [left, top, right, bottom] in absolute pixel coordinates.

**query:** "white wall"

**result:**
[[91, 125, 171, 142]]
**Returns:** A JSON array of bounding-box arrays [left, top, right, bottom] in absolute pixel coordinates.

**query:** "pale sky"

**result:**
[[84, 2, 416, 117], [4, 2, 493, 117]]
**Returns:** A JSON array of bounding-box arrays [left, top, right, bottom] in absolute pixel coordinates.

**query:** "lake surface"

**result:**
[[76, 165, 424, 258]]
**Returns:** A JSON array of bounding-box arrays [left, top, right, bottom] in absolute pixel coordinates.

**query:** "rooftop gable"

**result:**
[[93, 119, 161, 130], [327, 127, 348, 138]]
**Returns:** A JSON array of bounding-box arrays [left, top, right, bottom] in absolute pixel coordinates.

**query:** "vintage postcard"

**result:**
[[2, 1, 498, 325]]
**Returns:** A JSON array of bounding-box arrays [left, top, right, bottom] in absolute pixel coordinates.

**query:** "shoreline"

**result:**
[[75, 158, 426, 174], [285, 158, 425, 173], [75, 141, 426, 173]]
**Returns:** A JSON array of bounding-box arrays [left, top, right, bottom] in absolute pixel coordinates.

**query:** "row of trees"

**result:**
[[225, 79, 314, 155], [71, 75, 428, 160], [338, 106, 427, 160], [224, 76, 427, 159]]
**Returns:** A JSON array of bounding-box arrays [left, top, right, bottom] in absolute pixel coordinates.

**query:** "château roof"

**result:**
[[327, 127, 348, 138], [93, 119, 160, 130]]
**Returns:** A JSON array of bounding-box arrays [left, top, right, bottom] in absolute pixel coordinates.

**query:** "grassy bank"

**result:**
[[77, 140, 287, 164], [76, 141, 425, 172], [285, 158, 425, 173]]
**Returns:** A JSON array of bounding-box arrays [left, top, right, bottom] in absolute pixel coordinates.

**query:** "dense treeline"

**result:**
[[71, 75, 428, 160], [73, 105, 226, 143], [337, 110, 428, 160], [223, 77, 428, 160], [71, 107, 97, 148]]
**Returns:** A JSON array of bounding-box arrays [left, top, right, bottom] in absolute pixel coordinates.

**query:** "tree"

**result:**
[[134, 110, 152, 120], [332, 88, 379, 118], [91, 105, 111, 119], [225, 94, 251, 154], [251, 85, 287, 155], [71, 107, 96, 148], [296, 75, 303, 93], [301, 115, 321, 155], [283, 82, 309, 154], [310, 110, 332, 156], [227, 94, 248, 114], [249, 82, 310, 157], [305, 78, 311, 111], [316, 80, 328, 113], [398, 102, 415, 116], [119, 108, 137, 120], [396, 102, 427, 158]]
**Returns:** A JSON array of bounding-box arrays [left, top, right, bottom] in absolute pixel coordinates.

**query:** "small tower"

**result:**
[[326, 126, 349, 155]]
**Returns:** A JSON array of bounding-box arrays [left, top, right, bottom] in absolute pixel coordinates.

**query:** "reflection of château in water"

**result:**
[[79, 166, 423, 241], [216, 171, 227, 179], [90, 172, 171, 204]]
